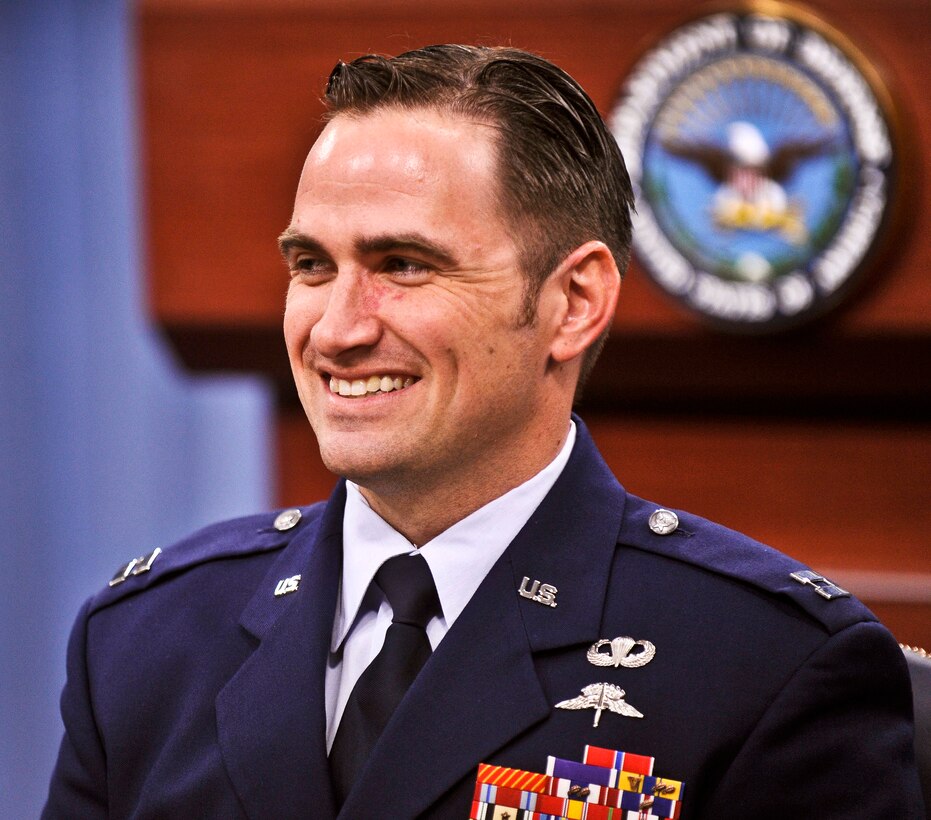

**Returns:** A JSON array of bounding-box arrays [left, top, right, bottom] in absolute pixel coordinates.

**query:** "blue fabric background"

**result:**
[[0, 3, 273, 815]]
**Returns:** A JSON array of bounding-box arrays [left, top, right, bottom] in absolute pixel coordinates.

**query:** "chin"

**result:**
[[316, 440, 399, 486]]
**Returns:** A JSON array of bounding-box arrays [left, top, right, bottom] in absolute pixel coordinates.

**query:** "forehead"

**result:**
[[296, 108, 501, 212]]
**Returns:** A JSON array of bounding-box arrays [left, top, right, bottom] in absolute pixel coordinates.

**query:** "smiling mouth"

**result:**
[[327, 374, 418, 397]]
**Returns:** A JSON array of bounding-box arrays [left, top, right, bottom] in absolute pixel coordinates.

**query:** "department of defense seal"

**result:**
[[610, 1, 899, 331]]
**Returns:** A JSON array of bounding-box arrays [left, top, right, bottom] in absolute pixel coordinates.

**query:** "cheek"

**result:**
[[282, 311, 302, 356], [283, 293, 319, 357]]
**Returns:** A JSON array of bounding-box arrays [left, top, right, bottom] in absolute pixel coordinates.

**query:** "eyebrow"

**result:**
[[278, 228, 324, 259], [278, 228, 459, 269], [356, 234, 459, 268]]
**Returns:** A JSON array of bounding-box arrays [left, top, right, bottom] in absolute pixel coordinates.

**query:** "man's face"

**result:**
[[282, 108, 565, 495]]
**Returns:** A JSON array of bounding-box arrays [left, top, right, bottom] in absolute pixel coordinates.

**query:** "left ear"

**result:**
[[546, 240, 621, 364]]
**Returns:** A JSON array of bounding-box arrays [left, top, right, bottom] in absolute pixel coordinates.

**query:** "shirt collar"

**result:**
[[332, 420, 576, 651], [332, 483, 415, 651]]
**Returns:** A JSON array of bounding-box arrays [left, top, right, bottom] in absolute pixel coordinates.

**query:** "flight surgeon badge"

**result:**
[[609, 1, 900, 331]]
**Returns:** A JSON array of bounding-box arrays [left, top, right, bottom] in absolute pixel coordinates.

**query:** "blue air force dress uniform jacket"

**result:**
[[44, 420, 924, 818]]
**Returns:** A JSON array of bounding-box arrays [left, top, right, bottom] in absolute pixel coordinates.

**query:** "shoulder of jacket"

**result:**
[[86, 502, 327, 614], [617, 492, 875, 635]]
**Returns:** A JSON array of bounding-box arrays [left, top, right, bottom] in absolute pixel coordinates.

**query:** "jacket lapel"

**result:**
[[340, 422, 627, 816], [215, 485, 346, 820]]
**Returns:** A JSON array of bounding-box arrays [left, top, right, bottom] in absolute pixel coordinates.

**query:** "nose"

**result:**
[[309, 270, 383, 359]]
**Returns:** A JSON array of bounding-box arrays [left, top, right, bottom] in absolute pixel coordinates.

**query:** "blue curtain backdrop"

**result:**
[[0, 3, 273, 815]]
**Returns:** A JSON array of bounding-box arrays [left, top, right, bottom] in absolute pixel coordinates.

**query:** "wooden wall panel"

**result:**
[[140, 0, 931, 339]]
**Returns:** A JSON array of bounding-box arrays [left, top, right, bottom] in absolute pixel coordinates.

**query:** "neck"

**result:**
[[356, 423, 571, 546]]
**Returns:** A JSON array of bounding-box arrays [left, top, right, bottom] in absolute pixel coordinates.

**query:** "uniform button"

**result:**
[[274, 508, 302, 532], [648, 508, 679, 535]]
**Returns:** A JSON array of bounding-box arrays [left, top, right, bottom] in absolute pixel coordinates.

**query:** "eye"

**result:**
[[382, 256, 432, 280], [289, 254, 332, 280]]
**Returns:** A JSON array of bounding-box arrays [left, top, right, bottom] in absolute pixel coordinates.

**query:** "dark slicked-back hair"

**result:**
[[324, 44, 634, 384]]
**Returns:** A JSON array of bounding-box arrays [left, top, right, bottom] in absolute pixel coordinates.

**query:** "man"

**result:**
[[45, 45, 922, 818]]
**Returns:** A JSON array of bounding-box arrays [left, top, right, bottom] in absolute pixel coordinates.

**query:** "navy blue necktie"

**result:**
[[329, 552, 442, 804]]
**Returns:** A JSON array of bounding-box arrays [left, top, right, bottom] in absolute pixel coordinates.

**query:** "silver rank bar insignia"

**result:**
[[790, 570, 850, 600], [108, 547, 162, 587]]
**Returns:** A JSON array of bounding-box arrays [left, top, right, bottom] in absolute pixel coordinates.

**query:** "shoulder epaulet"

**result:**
[[89, 503, 326, 612], [617, 493, 874, 635]]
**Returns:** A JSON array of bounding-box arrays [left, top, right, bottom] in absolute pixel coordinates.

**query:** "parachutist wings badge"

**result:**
[[587, 636, 656, 668], [555, 683, 644, 727]]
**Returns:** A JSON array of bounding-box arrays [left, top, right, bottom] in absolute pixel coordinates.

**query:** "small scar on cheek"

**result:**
[[361, 289, 387, 311]]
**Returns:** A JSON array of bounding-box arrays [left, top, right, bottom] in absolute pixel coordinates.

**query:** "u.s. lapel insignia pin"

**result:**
[[518, 575, 558, 608], [587, 636, 656, 668], [274, 574, 301, 597], [555, 682, 644, 726]]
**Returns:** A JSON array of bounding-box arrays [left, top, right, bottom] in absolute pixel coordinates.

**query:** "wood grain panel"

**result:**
[[276, 406, 337, 508], [140, 0, 931, 341]]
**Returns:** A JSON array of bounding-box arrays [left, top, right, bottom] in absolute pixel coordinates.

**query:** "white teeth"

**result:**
[[328, 374, 417, 397]]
